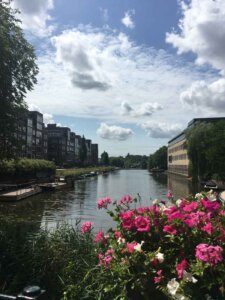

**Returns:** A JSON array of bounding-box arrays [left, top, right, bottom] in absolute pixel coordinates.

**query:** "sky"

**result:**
[[10, 0, 225, 156]]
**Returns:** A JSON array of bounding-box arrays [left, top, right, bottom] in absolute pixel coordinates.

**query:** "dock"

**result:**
[[0, 186, 41, 201]]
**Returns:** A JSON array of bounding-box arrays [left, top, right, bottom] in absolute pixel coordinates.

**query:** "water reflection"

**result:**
[[167, 173, 200, 199], [0, 170, 201, 232]]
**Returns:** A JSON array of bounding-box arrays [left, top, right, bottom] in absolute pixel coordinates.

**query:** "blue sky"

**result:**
[[11, 0, 225, 156]]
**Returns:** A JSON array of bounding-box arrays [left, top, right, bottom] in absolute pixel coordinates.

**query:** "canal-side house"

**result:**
[[168, 117, 225, 177], [46, 124, 72, 166], [91, 144, 98, 165], [85, 139, 92, 164]]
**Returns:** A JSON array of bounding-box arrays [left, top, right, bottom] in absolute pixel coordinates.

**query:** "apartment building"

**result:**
[[91, 144, 98, 165]]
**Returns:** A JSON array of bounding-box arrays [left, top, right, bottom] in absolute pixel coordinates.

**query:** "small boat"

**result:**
[[38, 181, 68, 191], [204, 180, 218, 190], [150, 168, 164, 173]]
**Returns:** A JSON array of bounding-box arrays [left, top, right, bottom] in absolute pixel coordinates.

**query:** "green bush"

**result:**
[[0, 159, 56, 177]]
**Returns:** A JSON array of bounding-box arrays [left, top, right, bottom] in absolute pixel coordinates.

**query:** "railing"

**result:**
[[0, 286, 45, 300]]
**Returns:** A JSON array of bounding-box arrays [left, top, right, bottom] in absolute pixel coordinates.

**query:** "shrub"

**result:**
[[67, 191, 225, 299]]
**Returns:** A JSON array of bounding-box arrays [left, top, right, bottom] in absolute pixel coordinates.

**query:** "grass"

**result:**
[[0, 221, 96, 300]]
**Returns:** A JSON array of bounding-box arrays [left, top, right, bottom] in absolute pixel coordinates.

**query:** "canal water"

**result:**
[[0, 170, 198, 231]]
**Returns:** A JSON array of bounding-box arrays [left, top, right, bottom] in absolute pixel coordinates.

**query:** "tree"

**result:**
[[186, 121, 225, 181], [0, 2, 38, 159], [148, 146, 167, 170], [79, 136, 87, 166], [100, 151, 109, 166]]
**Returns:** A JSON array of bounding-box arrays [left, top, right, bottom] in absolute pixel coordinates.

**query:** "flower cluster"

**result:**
[[97, 197, 112, 209], [82, 190, 225, 299]]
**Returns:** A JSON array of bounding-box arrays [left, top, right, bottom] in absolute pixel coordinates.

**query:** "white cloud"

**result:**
[[26, 26, 216, 129], [97, 123, 133, 141], [11, 0, 54, 37], [180, 78, 225, 112], [166, 0, 225, 72], [121, 101, 163, 117], [121, 10, 135, 29], [140, 122, 183, 139], [167, 0, 225, 113], [28, 104, 55, 124]]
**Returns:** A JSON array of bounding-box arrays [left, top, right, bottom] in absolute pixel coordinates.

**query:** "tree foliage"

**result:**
[[186, 121, 225, 181], [100, 151, 109, 166], [148, 146, 167, 170], [0, 1, 38, 159]]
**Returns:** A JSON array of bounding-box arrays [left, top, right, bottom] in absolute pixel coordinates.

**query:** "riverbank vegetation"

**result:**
[[148, 146, 167, 170], [109, 153, 148, 169], [1, 190, 225, 299], [56, 166, 115, 177], [0, 159, 56, 180], [186, 120, 225, 182]]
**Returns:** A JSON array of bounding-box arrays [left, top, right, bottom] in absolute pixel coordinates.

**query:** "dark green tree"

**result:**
[[79, 136, 87, 166], [100, 151, 109, 166], [148, 146, 167, 170], [186, 121, 225, 181], [109, 156, 124, 168], [0, 1, 38, 159]]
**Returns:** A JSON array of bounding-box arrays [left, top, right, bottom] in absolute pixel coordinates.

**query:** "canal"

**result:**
[[0, 170, 198, 232]]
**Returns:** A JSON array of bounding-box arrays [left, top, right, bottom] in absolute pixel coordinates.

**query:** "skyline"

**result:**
[[11, 0, 225, 156]]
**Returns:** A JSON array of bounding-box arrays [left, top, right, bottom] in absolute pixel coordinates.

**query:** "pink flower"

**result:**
[[134, 216, 150, 232], [154, 270, 164, 284], [81, 221, 93, 233], [166, 190, 173, 199], [98, 249, 113, 268], [167, 211, 184, 222], [127, 242, 138, 253], [119, 195, 133, 205], [176, 259, 189, 279], [95, 230, 106, 244], [201, 199, 220, 212], [114, 230, 122, 239], [120, 210, 134, 230], [182, 202, 199, 213], [163, 225, 177, 235], [195, 244, 223, 266], [97, 197, 112, 209], [201, 222, 214, 235]]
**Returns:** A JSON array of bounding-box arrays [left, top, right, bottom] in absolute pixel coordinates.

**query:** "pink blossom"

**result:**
[[201, 223, 214, 235], [119, 195, 133, 205], [97, 197, 112, 209], [201, 199, 220, 212], [98, 249, 114, 268], [120, 210, 134, 230], [81, 221, 93, 233], [195, 244, 223, 266], [154, 270, 163, 284], [136, 207, 150, 214], [163, 225, 177, 235], [176, 259, 189, 279], [134, 215, 150, 232], [167, 211, 184, 222], [166, 190, 173, 199], [182, 202, 199, 213], [114, 230, 122, 239], [127, 242, 138, 253], [95, 230, 106, 244]]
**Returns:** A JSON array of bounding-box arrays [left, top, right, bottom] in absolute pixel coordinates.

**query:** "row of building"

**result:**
[[167, 117, 225, 177], [16, 110, 98, 166]]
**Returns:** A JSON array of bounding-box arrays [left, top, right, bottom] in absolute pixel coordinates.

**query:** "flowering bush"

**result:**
[[76, 191, 225, 299]]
